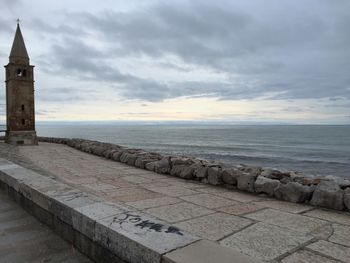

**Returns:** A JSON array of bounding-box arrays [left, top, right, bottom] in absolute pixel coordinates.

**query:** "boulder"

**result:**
[[261, 168, 290, 180], [170, 165, 194, 179], [111, 150, 125, 162], [344, 188, 350, 211], [170, 157, 194, 166], [145, 161, 157, 172], [207, 167, 223, 185], [135, 156, 159, 169], [300, 176, 327, 186], [310, 181, 344, 210], [274, 182, 314, 203], [237, 173, 257, 193], [193, 166, 208, 179], [154, 158, 171, 174], [240, 166, 261, 176], [103, 149, 117, 159], [254, 176, 281, 196], [222, 168, 241, 185]]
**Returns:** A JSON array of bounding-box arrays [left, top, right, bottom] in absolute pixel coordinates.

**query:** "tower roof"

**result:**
[[9, 23, 29, 64]]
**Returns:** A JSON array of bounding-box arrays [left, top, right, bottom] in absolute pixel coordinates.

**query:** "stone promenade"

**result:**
[[2, 142, 350, 262], [0, 188, 92, 263]]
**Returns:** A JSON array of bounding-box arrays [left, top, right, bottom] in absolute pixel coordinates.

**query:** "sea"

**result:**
[[36, 124, 350, 179]]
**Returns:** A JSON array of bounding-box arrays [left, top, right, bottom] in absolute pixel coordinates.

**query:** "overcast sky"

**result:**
[[1, 0, 349, 124]]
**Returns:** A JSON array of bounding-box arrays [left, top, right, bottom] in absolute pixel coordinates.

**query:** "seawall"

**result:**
[[36, 136, 350, 212]]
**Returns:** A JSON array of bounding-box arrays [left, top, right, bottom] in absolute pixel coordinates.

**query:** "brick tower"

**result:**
[[5, 22, 37, 145]]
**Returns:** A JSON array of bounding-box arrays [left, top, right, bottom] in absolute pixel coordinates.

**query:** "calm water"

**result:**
[[36, 124, 350, 178]]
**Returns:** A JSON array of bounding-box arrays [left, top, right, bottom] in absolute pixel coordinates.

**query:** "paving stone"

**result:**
[[213, 191, 263, 203], [309, 223, 333, 240], [108, 191, 164, 203], [163, 240, 262, 263], [307, 240, 350, 262], [217, 203, 263, 215], [281, 250, 340, 263], [147, 185, 199, 197], [95, 211, 200, 263], [122, 175, 154, 184], [72, 202, 127, 239], [79, 182, 117, 192], [245, 208, 327, 233], [303, 209, 350, 226], [195, 186, 230, 195], [100, 178, 135, 189], [126, 196, 182, 210], [329, 223, 350, 247], [180, 193, 240, 209], [252, 200, 313, 213], [145, 202, 214, 223], [220, 222, 313, 261], [174, 213, 253, 241]]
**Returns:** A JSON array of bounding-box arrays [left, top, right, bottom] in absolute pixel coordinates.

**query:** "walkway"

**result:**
[[2, 142, 350, 262], [0, 189, 92, 263]]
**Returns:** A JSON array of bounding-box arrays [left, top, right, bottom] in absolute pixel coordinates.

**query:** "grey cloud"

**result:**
[[36, 0, 350, 103]]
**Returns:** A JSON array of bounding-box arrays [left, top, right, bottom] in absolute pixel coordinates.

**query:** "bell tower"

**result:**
[[5, 22, 37, 145]]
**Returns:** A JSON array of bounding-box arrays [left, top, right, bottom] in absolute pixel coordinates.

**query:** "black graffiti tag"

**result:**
[[111, 213, 184, 236]]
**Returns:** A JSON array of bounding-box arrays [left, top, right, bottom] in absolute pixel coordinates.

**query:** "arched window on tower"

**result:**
[[16, 69, 26, 77], [21, 105, 25, 111], [16, 69, 23, 77], [22, 119, 25, 125]]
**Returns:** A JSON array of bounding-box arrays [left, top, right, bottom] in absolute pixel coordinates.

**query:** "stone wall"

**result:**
[[38, 137, 350, 212]]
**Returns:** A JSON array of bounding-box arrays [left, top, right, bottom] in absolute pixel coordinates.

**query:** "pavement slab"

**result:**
[[303, 209, 350, 226], [252, 200, 314, 214], [329, 223, 350, 247], [174, 212, 253, 241], [245, 208, 328, 233], [281, 250, 340, 263], [145, 202, 214, 223], [126, 196, 182, 210], [179, 193, 240, 209], [220, 222, 313, 261], [217, 203, 264, 215], [307, 240, 350, 262]]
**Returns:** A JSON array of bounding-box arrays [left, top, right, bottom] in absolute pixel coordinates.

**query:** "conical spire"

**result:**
[[9, 22, 29, 64]]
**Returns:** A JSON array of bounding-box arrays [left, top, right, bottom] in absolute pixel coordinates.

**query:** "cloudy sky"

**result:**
[[1, 0, 349, 124]]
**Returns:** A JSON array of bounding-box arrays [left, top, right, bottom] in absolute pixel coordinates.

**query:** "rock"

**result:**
[[103, 149, 117, 159], [254, 176, 281, 196], [135, 157, 155, 169], [193, 166, 208, 179], [170, 165, 194, 179], [301, 176, 327, 186], [170, 157, 194, 166], [154, 158, 171, 174], [310, 181, 344, 210], [221, 168, 241, 185], [240, 166, 261, 176], [91, 146, 106, 156], [111, 150, 125, 162], [237, 173, 257, 192], [261, 168, 290, 180], [335, 178, 350, 189], [119, 152, 132, 163], [274, 182, 314, 203], [145, 161, 157, 172], [344, 188, 350, 211], [207, 167, 223, 185]]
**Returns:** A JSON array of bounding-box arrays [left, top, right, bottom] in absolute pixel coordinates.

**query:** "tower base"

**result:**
[[5, 130, 38, 145]]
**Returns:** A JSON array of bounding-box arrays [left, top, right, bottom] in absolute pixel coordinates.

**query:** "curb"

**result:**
[[0, 158, 261, 263]]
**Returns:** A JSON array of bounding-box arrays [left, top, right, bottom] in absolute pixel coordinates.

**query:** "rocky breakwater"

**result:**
[[38, 137, 350, 212]]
